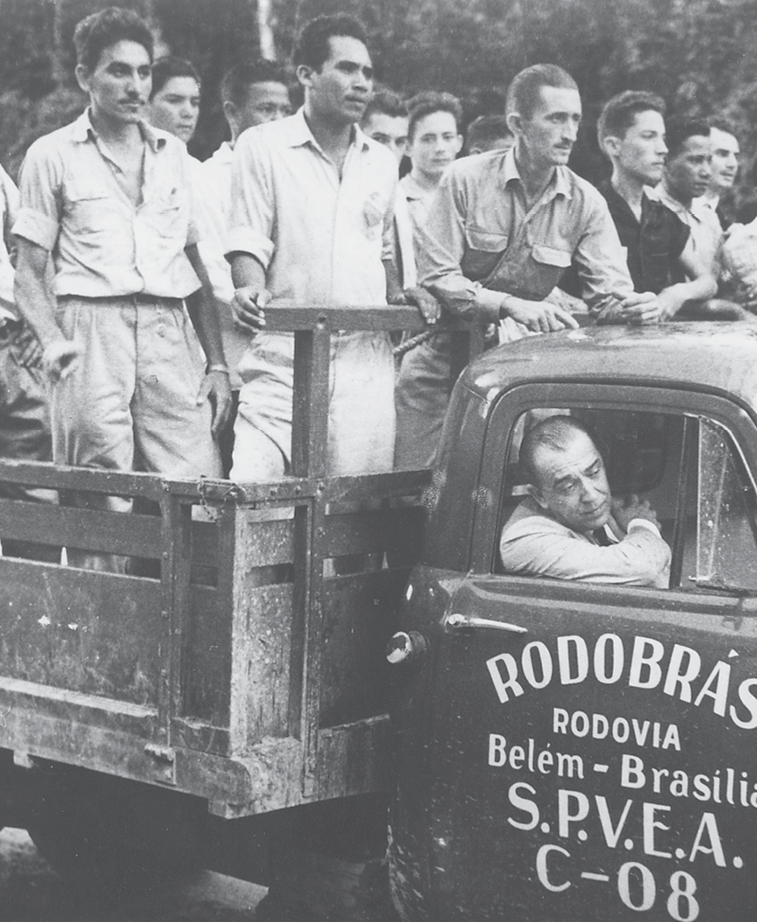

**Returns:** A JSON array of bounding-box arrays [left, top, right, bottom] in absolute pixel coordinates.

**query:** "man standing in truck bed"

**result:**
[[226, 15, 402, 480], [396, 64, 656, 470], [12, 7, 230, 569]]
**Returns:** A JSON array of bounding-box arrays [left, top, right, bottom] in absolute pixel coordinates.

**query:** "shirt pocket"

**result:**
[[531, 243, 573, 269], [362, 191, 387, 240], [464, 226, 508, 278], [65, 191, 119, 237]]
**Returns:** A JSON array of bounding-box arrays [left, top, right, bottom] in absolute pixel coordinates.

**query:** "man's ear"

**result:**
[[296, 63, 315, 90], [75, 64, 90, 94], [506, 111, 523, 138], [602, 135, 621, 158], [453, 134, 464, 155], [222, 100, 238, 133], [526, 482, 549, 511]]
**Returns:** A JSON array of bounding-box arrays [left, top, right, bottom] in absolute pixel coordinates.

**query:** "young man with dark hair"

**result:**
[[198, 59, 291, 473], [651, 116, 722, 275], [226, 15, 420, 479], [596, 90, 716, 321], [401, 91, 463, 231], [147, 55, 201, 144], [394, 64, 646, 470], [698, 118, 740, 229], [464, 114, 514, 156], [12, 6, 230, 569]]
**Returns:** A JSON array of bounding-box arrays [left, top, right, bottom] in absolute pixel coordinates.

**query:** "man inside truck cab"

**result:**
[[395, 63, 658, 470], [499, 416, 671, 586]]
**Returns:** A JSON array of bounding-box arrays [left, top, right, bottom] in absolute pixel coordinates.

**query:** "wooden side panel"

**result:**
[[315, 716, 391, 800], [319, 569, 409, 728], [0, 559, 162, 707]]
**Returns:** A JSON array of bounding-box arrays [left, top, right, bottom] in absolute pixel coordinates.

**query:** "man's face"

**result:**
[[408, 110, 462, 180], [516, 86, 582, 170], [530, 430, 612, 534], [665, 134, 712, 201], [709, 127, 740, 193], [303, 35, 373, 125], [612, 108, 667, 186], [363, 111, 409, 164], [77, 40, 152, 126], [148, 76, 200, 143], [235, 82, 291, 133]]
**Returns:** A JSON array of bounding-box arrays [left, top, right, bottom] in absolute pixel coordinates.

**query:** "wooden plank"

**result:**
[[182, 584, 230, 729], [321, 506, 425, 558], [315, 716, 391, 800], [264, 305, 429, 332], [0, 459, 167, 497], [319, 570, 408, 728], [0, 558, 163, 707], [0, 497, 161, 557], [292, 328, 330, 479]]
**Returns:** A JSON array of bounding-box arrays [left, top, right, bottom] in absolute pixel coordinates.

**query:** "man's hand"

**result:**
[[613, 494, 661, 533], [390, 286, 441, 324], [232, 287, 271, 332], [197, 369, 233, 437], [504, 295, 579, 333], [615, 291, 663, 324], [42, 339, 82, 383]]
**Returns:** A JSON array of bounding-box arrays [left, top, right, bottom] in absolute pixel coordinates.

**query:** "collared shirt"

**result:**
[[0, 164, 19, 319], [400, 172, 435, 234], [650, 182, 723, 276], [417, 147, 634, 319], [599, 182, 689, 294], [499, 496, 671, 588], [226, 109, 397, 306], [13, 109, 201, 299]]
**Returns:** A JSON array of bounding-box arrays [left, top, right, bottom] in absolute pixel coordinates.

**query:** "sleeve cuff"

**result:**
[[224, 227, 273, 269], [627, 518, 662, 539], [12, 207, 58, 251]]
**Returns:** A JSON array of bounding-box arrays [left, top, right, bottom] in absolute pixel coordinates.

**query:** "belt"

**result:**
[[59, 294, 183, 309]]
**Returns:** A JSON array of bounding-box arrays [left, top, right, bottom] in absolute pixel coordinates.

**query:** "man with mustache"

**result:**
[[596, 91, 717, 321], [499, 416, 670, 587], [698, 120, 740, 230], [396, 64, 647, 469], [12, 6, 229, 569]]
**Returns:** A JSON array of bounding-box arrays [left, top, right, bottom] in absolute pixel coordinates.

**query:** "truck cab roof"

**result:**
[[462, 322, 757, 414]]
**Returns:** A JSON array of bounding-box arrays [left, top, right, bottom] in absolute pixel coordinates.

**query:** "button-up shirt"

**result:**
[[417, 147, 634, 319], [226, 109, 396, 306], [13, 110, 201, 299], [0, 164, 19, 319], [599, 182, 690, 294], [650, 182, 723, 276]]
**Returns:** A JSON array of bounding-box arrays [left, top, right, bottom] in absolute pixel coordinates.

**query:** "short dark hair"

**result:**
[[520, 416, 596, 487], [465, 115, 512, 153], [407, 91, 462, 141], [362, 88, 408, 123], [293, 14, 367, 71], [150, 55, 200, 99], [506, 64, 578, 121], [665, 116, 711, 160], [597, 90, 665, 151], [709, 117, 738, 140], [220, 60, 289, 107], [74, 6, 154, 74]]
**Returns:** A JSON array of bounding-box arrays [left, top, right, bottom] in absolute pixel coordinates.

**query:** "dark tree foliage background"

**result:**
[[0, 0, 756, 209]]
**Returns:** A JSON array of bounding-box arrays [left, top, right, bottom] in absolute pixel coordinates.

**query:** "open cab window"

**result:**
[[495, 406, 757, 596]]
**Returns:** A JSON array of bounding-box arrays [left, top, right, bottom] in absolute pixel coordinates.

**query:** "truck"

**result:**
[[1, 309, 756, 922]]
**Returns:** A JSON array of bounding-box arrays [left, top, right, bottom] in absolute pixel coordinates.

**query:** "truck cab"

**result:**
[[390, 323, 757, 922]]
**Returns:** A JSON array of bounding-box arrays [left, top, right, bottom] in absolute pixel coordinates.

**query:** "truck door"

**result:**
[[422, 384, 757, 922]]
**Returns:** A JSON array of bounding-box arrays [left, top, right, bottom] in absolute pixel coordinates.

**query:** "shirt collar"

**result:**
[[71, 108, 167, 153], [652, 181, 702, 223], [502, 147, 572, 200], [283, 108, 369, 153]]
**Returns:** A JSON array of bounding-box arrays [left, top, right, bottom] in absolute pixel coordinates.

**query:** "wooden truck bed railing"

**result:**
[[0, 307, 481, 818]]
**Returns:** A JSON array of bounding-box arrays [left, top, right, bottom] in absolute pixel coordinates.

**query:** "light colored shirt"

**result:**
[[393, 186, 417, 288], [13, 109, 201, 299], [416, 147, 634, 320], [0, 165, 19, 318], [652, 182, 723, 276], [499, 496, 671, 588], [226, 109, 396, 306], [400, 172, 436, 234]]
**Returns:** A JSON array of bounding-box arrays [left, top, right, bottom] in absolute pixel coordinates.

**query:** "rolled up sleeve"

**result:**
[[225, 132, 275, 269], [13, 141, 62, 252]]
